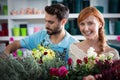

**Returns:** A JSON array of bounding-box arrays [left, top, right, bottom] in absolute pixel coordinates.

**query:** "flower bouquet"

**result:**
[[49, 47, 120, 80], [0, 46, 120, 80]]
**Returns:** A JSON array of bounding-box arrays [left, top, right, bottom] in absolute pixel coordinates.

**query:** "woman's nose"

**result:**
[[84, 25, 89, 31]]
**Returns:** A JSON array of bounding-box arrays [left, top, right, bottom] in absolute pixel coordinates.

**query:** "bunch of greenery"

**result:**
[[0, 44, 65, 80], [0, 55, 41, 80]]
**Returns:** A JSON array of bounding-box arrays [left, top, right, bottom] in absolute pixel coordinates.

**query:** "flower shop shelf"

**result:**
[[0, 36, 25, 41], [8, 13, 120, 19], [12, 36, 25, 40], [0, 0, 120, 44], [10, 14, 45, 20], [69, 13, 120, 19], [0, 15, 9, 20], [0, 37, 9, 41], [73, 35, 119, 40], [0, 35, 118, 41], [1, 13, 119, 20]]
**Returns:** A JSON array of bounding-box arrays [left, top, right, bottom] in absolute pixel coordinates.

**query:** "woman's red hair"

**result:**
[[77, 7, 106, 53]]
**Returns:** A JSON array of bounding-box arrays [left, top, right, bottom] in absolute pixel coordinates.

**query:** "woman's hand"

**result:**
[[83, 75, 96, 80]]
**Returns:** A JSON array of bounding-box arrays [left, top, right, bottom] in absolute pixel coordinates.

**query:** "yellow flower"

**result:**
[[32, 45, 56, 62], [32, 49, 41, 60], [42, 49, 55, 61]]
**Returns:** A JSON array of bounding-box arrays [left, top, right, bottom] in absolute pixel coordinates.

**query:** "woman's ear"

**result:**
[[99, 23, 103, 28]]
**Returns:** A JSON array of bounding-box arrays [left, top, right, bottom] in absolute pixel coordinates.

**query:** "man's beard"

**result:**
[[46, 28, 62, 35], [46, 24, 62, 35]]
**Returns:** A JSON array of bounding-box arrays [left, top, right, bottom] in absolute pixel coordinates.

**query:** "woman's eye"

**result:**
[[88, 22, 93, 25], [80, 23, 84, 26]]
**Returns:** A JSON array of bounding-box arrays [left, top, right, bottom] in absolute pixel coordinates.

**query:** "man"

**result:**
[[4, 4, 78, 61]]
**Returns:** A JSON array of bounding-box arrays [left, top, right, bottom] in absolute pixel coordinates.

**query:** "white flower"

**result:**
[[87, 47, 95, 54], [87, 47, 97, 58], [23, 49, 32, 57], [99, 54, 106, 60], [107, 52, 114, 60]]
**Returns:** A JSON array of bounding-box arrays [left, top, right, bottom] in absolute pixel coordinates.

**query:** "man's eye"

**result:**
[[48, 21, 54, 24]]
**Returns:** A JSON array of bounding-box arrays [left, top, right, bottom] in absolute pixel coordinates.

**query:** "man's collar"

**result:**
[[46, 31, 70, 48]]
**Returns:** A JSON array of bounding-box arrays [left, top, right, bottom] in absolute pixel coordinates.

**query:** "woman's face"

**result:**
[[79, 15, 101, 40]]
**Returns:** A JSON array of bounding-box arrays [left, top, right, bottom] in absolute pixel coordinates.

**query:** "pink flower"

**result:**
[[49, 68, 59, 76], [49, 68, 56, 76], [49, 66, 68, 78], [54, 68, 59, 76], [10, 37, 14, 42], [13, 51, 17, 57], [77, 59, 82, 65], [58, 66, 68, 78], [68, 58, 72, 66], [117, 36, 120, 41]]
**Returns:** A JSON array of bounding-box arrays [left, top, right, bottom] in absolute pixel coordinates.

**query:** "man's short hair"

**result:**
[[45, 4, 69, 21]]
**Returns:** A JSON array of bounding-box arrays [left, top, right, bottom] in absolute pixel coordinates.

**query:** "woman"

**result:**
[[69, 7, 119, 64]]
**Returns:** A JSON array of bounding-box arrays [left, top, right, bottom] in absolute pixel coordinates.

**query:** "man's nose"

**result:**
[[45, 22, 49, 27]]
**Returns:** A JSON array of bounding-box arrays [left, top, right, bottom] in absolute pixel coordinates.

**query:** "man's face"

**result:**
[[45, 12, 63, 35]]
